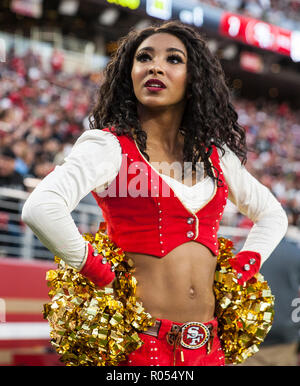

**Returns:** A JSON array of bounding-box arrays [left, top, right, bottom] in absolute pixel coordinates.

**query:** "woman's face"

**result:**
[[131, 32, 188, 110]]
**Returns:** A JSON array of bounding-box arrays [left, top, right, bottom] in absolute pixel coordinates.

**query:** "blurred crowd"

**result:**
[[0, 47, 299, 233], [235, 98, 300, 228], [0, 47, 98, 183], [199, 0, 300, 27]]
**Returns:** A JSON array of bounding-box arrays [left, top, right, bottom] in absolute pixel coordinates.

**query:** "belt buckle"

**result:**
[[180, 322, 210, 349]]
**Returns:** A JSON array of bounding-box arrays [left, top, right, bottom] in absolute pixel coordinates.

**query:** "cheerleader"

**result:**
[[22, 21, 288, 366]]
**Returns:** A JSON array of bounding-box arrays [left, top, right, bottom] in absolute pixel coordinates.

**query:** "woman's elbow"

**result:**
[[21, 191, 45, 227], [21, 198, 36, 226], [282, 209, 289, 234], [272, 206, 289, 237]]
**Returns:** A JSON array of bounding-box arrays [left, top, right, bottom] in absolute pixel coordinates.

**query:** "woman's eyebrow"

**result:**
[[166, 47, 186, 57], [136, 46, 186, 57]]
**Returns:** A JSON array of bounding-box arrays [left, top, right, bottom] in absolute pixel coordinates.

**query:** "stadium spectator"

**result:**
[[0, 147, 26, 257], [0, 147, 25, 190]]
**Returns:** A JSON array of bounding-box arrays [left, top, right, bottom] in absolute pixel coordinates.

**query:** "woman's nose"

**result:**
[[149, 64, 164, 76]]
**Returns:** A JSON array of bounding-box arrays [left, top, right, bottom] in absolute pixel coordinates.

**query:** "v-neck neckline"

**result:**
[[133, 139, 218, 215], [158, 171, 211, 190]]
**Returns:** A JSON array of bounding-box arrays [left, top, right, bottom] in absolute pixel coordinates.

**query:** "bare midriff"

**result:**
[[125, 241, 217, 324]]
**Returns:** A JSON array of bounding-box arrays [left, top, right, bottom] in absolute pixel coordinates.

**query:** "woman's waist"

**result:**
[[131, 266, 216, 323], [133, 269, 216, 302], [138, 293, 216, 324]]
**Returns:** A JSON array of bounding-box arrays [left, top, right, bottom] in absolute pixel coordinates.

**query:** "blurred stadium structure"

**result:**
[[0, 0, 299, 365]]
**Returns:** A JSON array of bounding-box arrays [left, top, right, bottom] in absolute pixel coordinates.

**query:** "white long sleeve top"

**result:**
[[21, 129, 288, 270]]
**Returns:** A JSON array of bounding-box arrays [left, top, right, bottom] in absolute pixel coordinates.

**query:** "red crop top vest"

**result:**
[[92, 128, 228, 257]]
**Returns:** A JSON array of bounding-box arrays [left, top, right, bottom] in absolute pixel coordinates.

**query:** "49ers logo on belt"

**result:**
[[181, 322, 210, 349]]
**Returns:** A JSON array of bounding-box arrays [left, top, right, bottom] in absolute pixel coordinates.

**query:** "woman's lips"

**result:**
[[144, 78, 166, 92]]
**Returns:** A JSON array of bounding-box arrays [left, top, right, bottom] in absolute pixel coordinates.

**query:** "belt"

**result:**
[[142, 320, 162, 337], [143, 320, 216, 365]]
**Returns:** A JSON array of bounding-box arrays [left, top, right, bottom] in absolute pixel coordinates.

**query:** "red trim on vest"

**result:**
[[92, 128, 228, 257]]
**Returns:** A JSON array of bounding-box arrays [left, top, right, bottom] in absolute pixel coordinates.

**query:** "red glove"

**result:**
[[79, 243, 115, 288], [228, 250, 261, 285]]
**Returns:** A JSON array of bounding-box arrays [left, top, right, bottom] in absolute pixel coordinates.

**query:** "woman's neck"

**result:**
[[137, 104, 184, 154]]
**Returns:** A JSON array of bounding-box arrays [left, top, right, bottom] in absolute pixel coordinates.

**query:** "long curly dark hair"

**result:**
[[89, 20, 248, 185]]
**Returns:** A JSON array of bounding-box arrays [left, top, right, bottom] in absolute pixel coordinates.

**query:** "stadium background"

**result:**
[[0, 0, 299, 366]]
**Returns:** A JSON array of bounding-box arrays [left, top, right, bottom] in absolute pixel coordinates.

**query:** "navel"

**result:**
[[189, 285, 196, 299]]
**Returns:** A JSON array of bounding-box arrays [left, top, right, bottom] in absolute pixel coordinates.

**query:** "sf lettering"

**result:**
[[187, 326, 204, 346]]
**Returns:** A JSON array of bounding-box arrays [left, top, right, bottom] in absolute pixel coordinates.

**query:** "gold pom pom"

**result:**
[[43, 228, 154, 366], [214, 237, 275, 365]]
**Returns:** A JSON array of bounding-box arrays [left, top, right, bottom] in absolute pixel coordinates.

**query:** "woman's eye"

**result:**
[[136, 53, 151, 62], [168, 55, 184, 64]]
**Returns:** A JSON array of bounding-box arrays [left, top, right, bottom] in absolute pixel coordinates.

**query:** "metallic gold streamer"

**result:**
[[43, 228, 155, 366], [43, 230, 274, 366], [214, 237, 274, 364]]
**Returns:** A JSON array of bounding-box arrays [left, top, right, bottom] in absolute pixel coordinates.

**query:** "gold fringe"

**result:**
[[214, 237, 274, 364], [43, 229, 154, 366]]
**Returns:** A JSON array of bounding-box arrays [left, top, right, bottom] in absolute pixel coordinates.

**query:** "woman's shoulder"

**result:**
[[216, 144, 242, 166], [73, 129, 122, 150]]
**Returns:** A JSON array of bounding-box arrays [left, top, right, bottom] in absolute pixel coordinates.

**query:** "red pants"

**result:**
[[120, 317, 225, 366]]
